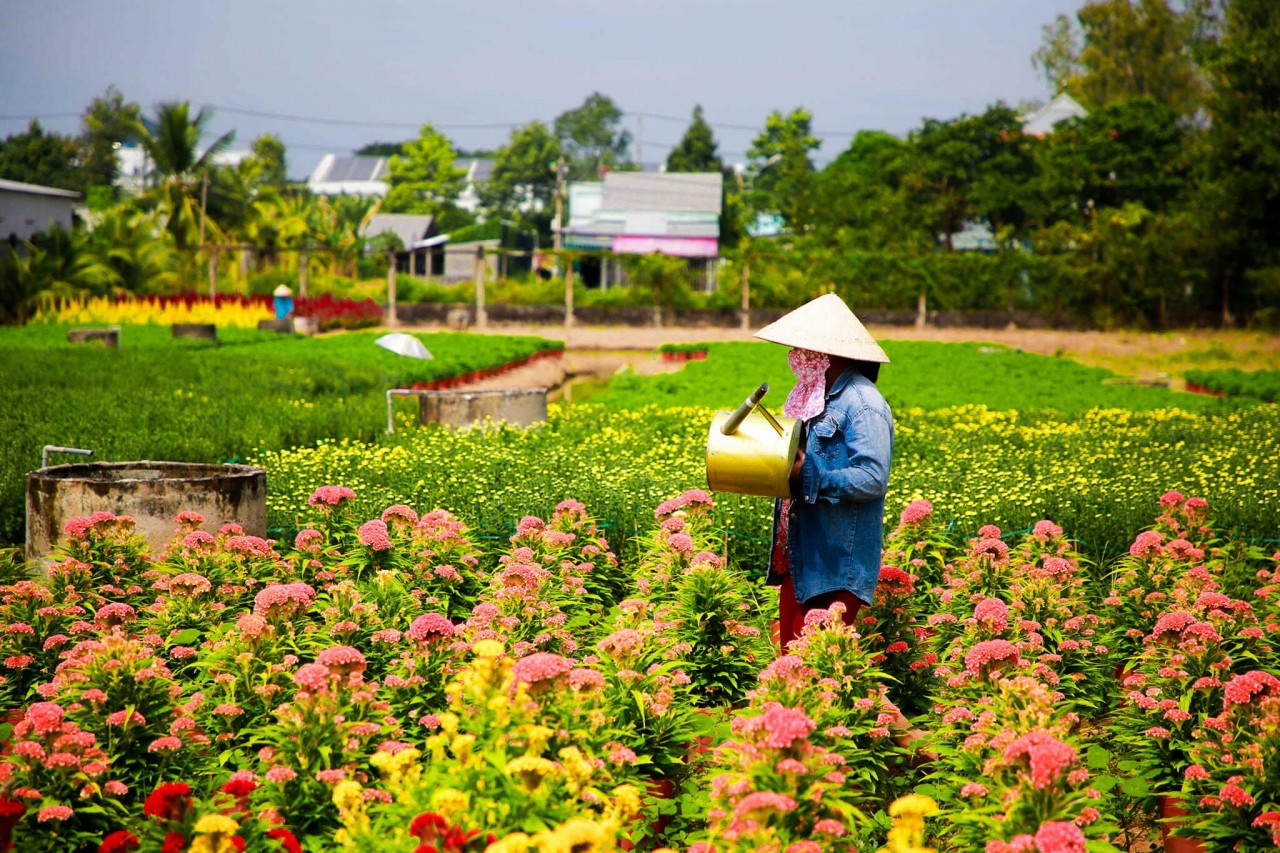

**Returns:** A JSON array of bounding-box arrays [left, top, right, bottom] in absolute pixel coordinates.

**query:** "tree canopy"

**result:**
[[666, 106, 722, 173], [384, 123, 467, 217], [554, 92, 632, 180]]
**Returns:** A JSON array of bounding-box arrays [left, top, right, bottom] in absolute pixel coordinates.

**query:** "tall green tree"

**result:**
[[813, 131, 919, 250], [1033, 0, 1208, 114], [130, 102, 236, 247], [479, 121, 561, 239], [384, 123, 467, 218], [0, 120, 85, 192], [1041, 96, 1188, 222], [1197, 0, 1280, 323], [666, 105, 722, 173], [746, 108, 820, 232], [554, 92, 632, 180], [80, 85, 141, 189], [239, 134, 288, 190]]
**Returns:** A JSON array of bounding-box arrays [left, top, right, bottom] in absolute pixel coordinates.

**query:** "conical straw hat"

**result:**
[[753, 293, 889, 363]]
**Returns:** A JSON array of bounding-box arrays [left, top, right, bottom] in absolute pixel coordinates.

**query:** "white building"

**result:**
[[0, 179, 82, 243]]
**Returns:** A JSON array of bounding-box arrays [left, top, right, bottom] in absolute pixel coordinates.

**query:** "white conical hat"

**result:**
[[753, 293, 889, 363]]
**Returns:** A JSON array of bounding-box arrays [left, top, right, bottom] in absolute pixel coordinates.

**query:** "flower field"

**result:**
[[2, 326, 1278, 850], [1, 485, 1278, 852], [35, 294, 385, 332]]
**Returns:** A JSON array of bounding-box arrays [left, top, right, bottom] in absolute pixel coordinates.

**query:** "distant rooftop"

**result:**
[[0, 178, 82, 199], [308, 154, 390, 195], [1021, 93, 1087, 137]]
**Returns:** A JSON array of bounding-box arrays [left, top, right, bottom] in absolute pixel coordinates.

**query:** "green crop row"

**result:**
[[0, 325, 560, 545], [598, 340, 1241, 414], [1185, 367, 1280, 403]]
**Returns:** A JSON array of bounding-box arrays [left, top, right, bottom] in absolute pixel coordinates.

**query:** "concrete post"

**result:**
[[386, 251, 398, 328], [474, 246, 487, 329], [564, 252, 575, 328]]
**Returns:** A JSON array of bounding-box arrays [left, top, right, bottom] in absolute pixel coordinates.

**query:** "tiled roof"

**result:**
[[362, 213, 435, 248], [601, 172, 722, 215]]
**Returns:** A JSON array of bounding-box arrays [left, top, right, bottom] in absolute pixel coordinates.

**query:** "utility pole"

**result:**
[[636, 114, 643, 169], [474, 245, 488, 329], [551, 155, 568, 253]]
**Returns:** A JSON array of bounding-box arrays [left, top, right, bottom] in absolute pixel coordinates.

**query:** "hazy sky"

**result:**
[[1, 0, 1082, 179]]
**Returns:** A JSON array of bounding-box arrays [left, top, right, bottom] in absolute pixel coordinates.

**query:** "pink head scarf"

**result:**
[[783, 348, 829, 421]]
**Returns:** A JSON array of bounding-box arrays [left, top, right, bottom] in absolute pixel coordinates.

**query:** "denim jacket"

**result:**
[[767, 367, 894, 606]]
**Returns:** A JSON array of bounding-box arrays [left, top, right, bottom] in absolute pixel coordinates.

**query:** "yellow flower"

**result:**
[[487, 832, 532, 853], [473, 639, 505, 659], [531, 816, 609, 852], [611, 784, 642, 818], [193, 814, 239, 835], [889, 794, 939, 818], [431, 787, 468, 817], [506, 755, 560, 791], [332, 779, 364, 812], [451, 733, 477, 763], [438, 712, 460, 734]]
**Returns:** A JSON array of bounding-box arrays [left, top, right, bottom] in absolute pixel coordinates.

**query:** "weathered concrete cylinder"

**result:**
[[26, 461, 267, 565], [257, 318, 292, 334], [419, 389, 548, 429], [172, 323, 217, 342]]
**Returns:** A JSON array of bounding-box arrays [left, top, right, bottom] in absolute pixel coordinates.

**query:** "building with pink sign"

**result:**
[[564, 171, 722, 289]]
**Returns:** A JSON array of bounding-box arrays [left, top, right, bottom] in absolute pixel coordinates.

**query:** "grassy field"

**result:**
[[0, 325, 559, 546]]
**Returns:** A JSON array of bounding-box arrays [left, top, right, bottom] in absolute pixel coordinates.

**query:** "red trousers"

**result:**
[[776, 574, 863, 650]]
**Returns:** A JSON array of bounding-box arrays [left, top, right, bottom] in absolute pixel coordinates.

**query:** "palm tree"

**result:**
[[89, 205, 179, 294], [0, 225, 119, 323], [131, 102, 235, 248]]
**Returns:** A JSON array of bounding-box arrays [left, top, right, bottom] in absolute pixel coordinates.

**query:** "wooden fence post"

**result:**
[[740, 260, 750, 331], [298, 248, 309, 298], [208, 247, 218, 298]]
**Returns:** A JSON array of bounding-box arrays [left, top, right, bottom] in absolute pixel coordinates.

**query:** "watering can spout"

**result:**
[[720, 383, 770, 436]]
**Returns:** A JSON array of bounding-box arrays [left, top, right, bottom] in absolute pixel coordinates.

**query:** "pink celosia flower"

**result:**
[[899, 500, 932, 526], [265, 767, 297, 783], [1032, 520, 1063, 540], [568, 669, 605, 691], [407, 613, 454, 643], [1129, 530, 1165, 558], [168, 573, 212, 598], [733, 791, 798, 818], [813, 819, 846, 836], [147, 737, 182, 753], [25, 703, 64, 735], [1003, 731, 1078, 789], [972, 537, 1009, 561], [293, 663, 331, 692], [308, 485, 356, 507], [37, 805, 73, 822], [357, 520, 393, 551], [94, 602, 136, 627], [314, 768, 346, 784], [511, 652, 571, 686], [1220, 783, 1255, 808], [106, 710, 145, 726], [744, 704, 815, 749], [1033, 821, 1086, 853], [964, 640, 1020, 677], [316, 646, 366, 676], [961, 782, 989, 797], [1223, 671, 1280, 708], [974, 598, 1010, 634]]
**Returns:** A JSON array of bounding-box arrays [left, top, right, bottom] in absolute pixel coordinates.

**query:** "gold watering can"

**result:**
[[705, 383, 802, 499]]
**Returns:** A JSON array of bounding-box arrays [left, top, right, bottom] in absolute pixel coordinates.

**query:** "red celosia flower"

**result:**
[[98, 830, 140, 853], [410, 812, 449, 842], [267, 828, 302, 853], [1223, 671, 1280, 709], [143, 783, 192, 821], [160, 832, 186, 853]]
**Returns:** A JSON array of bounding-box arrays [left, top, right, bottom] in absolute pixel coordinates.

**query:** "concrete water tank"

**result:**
[[26, 461, 267, 565]]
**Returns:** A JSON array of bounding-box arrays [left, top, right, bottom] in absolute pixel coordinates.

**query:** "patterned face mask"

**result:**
[[783, 348, 829, 421]]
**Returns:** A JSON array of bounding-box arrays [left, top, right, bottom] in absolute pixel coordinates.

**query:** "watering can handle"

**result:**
[[720, 383, 770, 436]]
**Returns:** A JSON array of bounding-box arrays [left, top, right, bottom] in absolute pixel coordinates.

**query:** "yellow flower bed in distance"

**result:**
[[35, 295, 272, 329]]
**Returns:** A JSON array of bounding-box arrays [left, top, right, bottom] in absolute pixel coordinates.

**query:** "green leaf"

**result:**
[[1091, 774, 1119, 793], [1086, 745, 1111, 769], [170, 628, 203, 646], [1120, 776, 1149, 797]]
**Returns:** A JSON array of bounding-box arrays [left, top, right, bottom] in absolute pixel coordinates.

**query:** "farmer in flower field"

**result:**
[[754, 292, 894, 650]]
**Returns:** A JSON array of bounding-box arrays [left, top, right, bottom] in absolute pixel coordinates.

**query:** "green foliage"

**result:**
[[666, 106, 723, 173], [239, 133, 288, 190], [79, 84, 141, 189], [480, 121, 561, 239], [554, 92, 632, 179], [1032, 0, 1207, 113], [0, 119, 85, 192], [1185, 368, 1280, 403], [746, 108, 820, 231], [384, 123, 468, 216]]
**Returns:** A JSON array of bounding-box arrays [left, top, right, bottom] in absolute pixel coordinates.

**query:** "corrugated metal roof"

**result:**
[[313, 155, 389, 184], [362, 213, 434, 248], [601, 172, 722, 215], [0, 178, 82, 199]]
